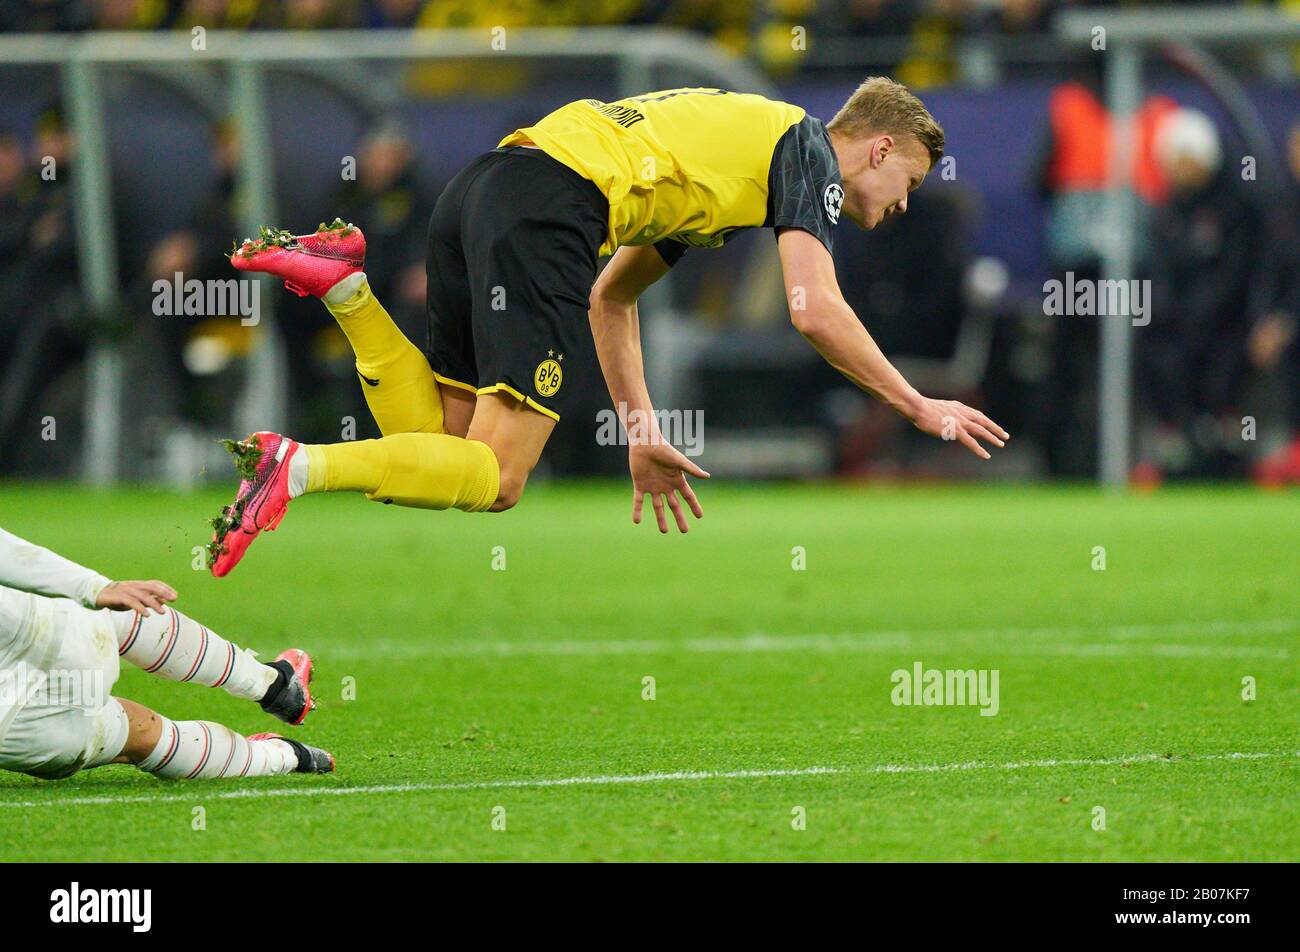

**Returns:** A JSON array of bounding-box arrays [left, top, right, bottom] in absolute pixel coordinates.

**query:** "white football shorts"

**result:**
[[0, 586, 128, 779]]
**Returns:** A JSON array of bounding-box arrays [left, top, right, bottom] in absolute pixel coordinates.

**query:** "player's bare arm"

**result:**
[[776, 228, 1008, 459], [590, 244, 709, 534]]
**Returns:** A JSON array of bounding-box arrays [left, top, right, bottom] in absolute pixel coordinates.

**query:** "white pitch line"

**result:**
[[1, 751, 1292, 811], [322, 618, 1296, 661], [0, 767, 845, 809], [867, 751, 1293, 774]]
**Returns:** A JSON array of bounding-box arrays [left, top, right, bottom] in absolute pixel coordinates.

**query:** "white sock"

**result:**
[[323, 270, 367, 305], [138, 717, 299, 779], [112, 606, 278, 702], [287, 447, 310, 499]]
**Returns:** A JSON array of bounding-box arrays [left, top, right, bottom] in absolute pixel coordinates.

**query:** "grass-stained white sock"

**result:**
[[113, 607, 278, 702], [138, 717, 298, 779]]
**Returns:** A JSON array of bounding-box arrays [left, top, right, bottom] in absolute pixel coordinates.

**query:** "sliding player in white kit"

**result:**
[[0, 528, 334, 780]]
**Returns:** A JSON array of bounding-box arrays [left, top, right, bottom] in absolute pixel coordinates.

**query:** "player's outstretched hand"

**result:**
[[910, 396, 1009, 460], [630, 442, 710, 534], [96, 580, 178, 615]]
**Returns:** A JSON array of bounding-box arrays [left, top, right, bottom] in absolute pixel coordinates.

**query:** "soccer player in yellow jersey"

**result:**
[[210, 77, 1008, 575]]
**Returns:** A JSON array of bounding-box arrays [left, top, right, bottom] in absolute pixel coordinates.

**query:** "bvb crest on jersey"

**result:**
[[535, 354, 563, 397]]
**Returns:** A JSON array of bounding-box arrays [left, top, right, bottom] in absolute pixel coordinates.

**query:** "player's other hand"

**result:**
[[910, 397, 1009, 460], [96, 580, 178, 615], [629, 441, 709, 534]]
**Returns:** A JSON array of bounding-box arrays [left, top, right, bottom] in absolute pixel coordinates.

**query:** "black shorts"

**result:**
[[424, 146, 609, 421]]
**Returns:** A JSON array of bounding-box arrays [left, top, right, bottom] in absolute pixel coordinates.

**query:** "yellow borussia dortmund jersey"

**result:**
[[499, 88, 844, 260]]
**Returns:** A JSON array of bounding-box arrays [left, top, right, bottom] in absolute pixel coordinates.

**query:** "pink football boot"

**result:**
[[207, 432, 300, 578], [229, 218, 365, 297]]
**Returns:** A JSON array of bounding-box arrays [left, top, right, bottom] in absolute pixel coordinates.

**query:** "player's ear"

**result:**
[[871, 134, 894, 167]]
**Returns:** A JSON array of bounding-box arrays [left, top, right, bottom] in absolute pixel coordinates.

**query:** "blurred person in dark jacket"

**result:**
[[124, 119, 243, 427], [0, 128, 36, 355], [0, 108, 83, 468], [330, 120, 427, 341], [0, 128, 34, 463], [1138, 107, 1263, 481], [27, 106, 79, 303], [1249, 120, 1300, 486]]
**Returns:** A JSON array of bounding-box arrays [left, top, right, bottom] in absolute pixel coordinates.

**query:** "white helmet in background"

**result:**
[[1155, 107, 1223, 185]]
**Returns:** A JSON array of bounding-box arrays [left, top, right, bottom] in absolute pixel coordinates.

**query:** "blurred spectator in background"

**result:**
[[891, 1, 963, 89], [0, 105, 83, 467], [88, 0, 168, 30], [123, 119, 243, 429], [1249, 119, 1300, 485], [0, 125, 37, 428], [170, 0, 263, 30], [0, 127, 35, 337], [981, 0, 1052, 34], [330, 119, 426, 342], [833, 0, 917, 38], [1137, 107, 1263, 481], [636, 0, 755, 56], [27, 105, 80, 306], [361, 0, 424, 29], [0, 0, 93, 31], [1031, 63, 1175, 478], [279, 0, 356, 29]]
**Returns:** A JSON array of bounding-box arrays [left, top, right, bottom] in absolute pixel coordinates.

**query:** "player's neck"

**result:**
[[828, 129, 864, 177]]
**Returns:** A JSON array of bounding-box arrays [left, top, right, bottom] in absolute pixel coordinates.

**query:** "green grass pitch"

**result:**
[[0, 481, 1295, 861]]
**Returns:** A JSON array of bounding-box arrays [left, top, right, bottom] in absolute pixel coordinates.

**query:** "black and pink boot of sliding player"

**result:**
[[248, 733, 336, 774], [259, 649, 317, 726]]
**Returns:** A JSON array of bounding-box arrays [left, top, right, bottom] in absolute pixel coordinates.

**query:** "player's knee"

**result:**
[[115, 699, 162, 764]]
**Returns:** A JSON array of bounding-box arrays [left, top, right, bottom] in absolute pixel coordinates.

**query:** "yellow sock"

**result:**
[[325, 280, 444, 435], [303, 434, 499, 512]]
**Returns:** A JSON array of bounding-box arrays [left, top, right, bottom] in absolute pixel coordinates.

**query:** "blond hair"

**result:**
[[827, 76, 945, 169]]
